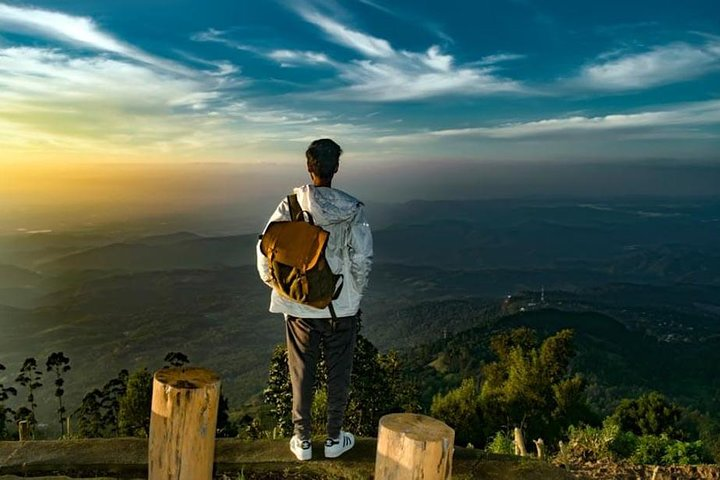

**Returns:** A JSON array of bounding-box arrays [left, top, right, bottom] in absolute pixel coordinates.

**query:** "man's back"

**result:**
[[257, 184, 372, 318]]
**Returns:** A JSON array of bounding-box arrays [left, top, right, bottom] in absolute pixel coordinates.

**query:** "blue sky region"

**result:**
[[0, 0, 719, 165]]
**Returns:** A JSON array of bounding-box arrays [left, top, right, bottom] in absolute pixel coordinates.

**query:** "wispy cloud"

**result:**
[[0, 2, 188, 74], [298, 9, 394, 58], [287, 8, 523, 101], [355, 0, 454, 44], [472, 53, 526, 66], [335, 53, 522, 101], [190, 28, 259, 55], [192, 28, 334, 69], [0, 46, 226, 154], [0, 6, 378, 161], [268, 49, 333, 67], [376, 99, 720, 142], [574, 37, 720, 90]]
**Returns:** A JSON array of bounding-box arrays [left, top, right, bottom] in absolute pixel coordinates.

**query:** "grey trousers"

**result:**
[[285, 314, 357, 440]]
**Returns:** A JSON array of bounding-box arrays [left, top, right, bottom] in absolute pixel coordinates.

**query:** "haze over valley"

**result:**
[[2, 194, 720, 429]]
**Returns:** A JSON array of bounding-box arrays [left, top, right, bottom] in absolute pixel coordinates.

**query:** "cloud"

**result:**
[[299, 9, 394, 58], [472, 53, 526, 66], [376, 99, 720, 142], [192, 28, 333, 69], [0, 47, 209, 108], [288, 8, 523, 101], [219, 102, 321, 124], [0, 2, 188, 74], [335, 53, 522, 101], [574, 37, 720, 90], [0, 46, 230, 156], [0, 46, 380, 163], [267, 49, 333, 67], [191, 28, 259, 54]]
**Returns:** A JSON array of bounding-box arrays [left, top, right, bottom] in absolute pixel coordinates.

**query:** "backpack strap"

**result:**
[[287, 194, 302, 222], [287, 193, 315, 225]]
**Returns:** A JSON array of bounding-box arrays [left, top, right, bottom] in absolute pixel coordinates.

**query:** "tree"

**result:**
[[345, 335, 405, 436], [75, 388, 105, 438], [264, 345, 293, 436], [216, 389, 238, 438], [75, 369, 129, 438], [45, 352, 71, 436], [0, 362, 18, 440], [431, 378, 483, 447], [264, 333, 409, 437], [479, 328, 594, 446], [163, 352, 190, 368], [15, 358, 43, 433], [610, 392, 684, 439], [378, 350, 421, 413], [118, 368, 153, 437]]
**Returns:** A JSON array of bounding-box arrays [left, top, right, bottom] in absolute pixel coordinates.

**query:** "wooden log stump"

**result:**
[[534, 438, 545, 460], [375, 413, 454, 480], [17, 421, 30, 442], [148, 367, 220, 480], [514, 427, 527, 456]]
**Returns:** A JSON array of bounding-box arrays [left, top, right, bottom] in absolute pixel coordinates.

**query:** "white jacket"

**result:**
[[256, 185, 373, 318]]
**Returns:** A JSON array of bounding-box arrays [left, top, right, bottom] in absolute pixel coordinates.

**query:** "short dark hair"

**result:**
[[306, 138, 342, 179]]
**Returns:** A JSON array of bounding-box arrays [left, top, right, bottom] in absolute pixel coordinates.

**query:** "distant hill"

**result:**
[[37, 234, 258, 273], [132, 231, 204, 246], [403, 308, 720, 414], [0, 265, 47, 308], [0, 264, 42, 288]]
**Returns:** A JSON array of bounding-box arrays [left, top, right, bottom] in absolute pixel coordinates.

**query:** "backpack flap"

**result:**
[[260, 221, 329, 271]]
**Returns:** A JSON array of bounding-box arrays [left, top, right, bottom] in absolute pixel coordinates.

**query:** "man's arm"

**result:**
[[256, 198, 291, 287], [348, 204, 373, 293]]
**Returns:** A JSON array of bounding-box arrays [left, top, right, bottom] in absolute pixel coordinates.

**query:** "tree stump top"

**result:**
[[153, 367, 220, 390], [379, 413, 454, 442]]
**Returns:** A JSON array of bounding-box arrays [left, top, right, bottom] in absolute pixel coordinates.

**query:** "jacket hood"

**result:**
[[294, 184, 361, 225]]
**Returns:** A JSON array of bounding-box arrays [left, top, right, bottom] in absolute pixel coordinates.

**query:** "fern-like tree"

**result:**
[[163, 351, 190, 368], [14, 358, 43, 433], [264, 345, 293, 436], [75, 388, 105, 438], [75, 369, 129, 438], [0, 363, 18, 439], [264, 333, 409, 437], [118, 368, 153, 437], [45, 352, 71, 436]]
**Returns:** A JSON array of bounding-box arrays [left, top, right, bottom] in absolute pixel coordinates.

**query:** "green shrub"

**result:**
[[662, 440, 712, 465], [561, 420, 639, 462], [563, 424, 614, 461], [630, 435, 712, 465], [562, 419, 715, 466], [310, 388, 328, 437], [486, 430, 514, 455], [609, 430, 639, 459], [611, 392, 684, 439]]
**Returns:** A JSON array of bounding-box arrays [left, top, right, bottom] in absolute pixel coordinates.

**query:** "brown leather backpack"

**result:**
[[260, 194, 343, 316]]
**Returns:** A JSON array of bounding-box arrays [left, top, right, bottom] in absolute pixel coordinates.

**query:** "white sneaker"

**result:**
[[324, 431, 355, 458], [289, 435, 312, 461]]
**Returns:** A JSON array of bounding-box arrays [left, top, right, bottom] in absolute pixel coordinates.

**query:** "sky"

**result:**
[[1, 0, 720, 231], [1, 0, 719, 165]]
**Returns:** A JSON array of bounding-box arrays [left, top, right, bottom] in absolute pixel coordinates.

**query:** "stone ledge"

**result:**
[[0, 438, 576, 479]]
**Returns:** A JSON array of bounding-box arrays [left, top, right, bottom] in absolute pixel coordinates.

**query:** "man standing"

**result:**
[[257, 139, 373, 461]]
